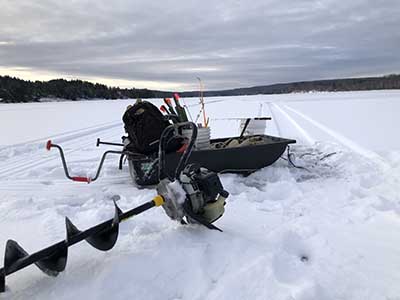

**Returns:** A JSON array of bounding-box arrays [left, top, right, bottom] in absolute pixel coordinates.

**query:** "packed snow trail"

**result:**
[[276, 103, 388, 168], [0, 121, 122, 179], [1, 91, 400, 300]]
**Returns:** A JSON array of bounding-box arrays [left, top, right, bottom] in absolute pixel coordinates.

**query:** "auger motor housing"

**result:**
[[157, 164, 228, 229]]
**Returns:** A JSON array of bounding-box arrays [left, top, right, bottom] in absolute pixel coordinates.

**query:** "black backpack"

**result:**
[[122, 101, 171, 154]]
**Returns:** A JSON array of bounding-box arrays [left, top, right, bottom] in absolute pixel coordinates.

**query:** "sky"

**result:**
[[0, 0, 399, 91]]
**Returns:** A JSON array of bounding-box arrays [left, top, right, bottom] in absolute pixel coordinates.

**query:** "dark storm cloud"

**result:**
[[1, 0, 400, 90]]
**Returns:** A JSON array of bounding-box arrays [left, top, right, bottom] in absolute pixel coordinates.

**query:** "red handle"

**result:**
[[46, 140, 53, 151], [72, 176, 91, 183]]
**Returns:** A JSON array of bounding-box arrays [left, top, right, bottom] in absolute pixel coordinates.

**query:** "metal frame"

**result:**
[[46, 140, 142, 183]]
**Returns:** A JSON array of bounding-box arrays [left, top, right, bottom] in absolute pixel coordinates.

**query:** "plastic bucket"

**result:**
[[182, 127, 211, 150]]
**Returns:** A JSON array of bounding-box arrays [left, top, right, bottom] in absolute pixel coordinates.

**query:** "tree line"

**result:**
[[181, 74, 400, 97], [1, 74, 400, 103], [0, 76, 168, 103]]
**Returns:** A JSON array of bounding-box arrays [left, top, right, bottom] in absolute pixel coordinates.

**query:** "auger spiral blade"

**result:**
[[35, 242, 68, 276], [0, 196, 161, 293], [4, 240, 29, 274], [0, 240, 30, 292], [85, 201, 122, 251], [66, 217, 82, 241], [4, 239, 68, 277]]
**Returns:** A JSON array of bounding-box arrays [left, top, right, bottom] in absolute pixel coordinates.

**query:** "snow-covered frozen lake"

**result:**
[[0, 90, 399, 299]]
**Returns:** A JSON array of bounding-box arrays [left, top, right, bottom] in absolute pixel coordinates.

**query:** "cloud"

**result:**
[[0, 0, 399, 90]]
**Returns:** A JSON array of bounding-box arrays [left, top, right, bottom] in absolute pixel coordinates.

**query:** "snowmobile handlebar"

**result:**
[[46, 140, 125, 183]]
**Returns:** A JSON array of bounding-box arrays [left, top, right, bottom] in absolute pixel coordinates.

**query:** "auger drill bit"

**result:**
[[0, 195, 165, 293]]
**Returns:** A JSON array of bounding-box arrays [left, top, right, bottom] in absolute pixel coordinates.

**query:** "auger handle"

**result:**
[[158, 122, 198, 181], [96, 138, 124, 147], [46, 140, 79, 182], [71, 176, 91, 183], [46, 140, 125, 184], [46, 140, 53, 151]]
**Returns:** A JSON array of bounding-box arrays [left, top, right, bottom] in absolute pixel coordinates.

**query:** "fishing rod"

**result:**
[[196, 77, 208, 127]]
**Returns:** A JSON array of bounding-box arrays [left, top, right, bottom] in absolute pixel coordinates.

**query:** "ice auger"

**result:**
[[0, 195, 165, 293], [0, 122, 228, 293]]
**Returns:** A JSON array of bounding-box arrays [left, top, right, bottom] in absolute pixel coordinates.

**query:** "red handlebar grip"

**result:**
[[46, 140, 52, 151], [72, 176, 91, 183]]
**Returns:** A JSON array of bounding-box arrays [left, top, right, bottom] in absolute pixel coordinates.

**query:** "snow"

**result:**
[[1, 90, 400, 299], [166, 180, 187, 205]]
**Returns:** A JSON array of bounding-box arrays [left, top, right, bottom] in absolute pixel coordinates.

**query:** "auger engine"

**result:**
[[157, 163, 229, 231]]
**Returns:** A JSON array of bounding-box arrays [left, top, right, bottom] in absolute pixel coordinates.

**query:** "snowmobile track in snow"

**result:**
[[278, 104, 389, 168], [0, 121, 122, 179]]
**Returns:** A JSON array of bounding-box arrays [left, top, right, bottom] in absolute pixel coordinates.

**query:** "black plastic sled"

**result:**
[[129, 134, 296, 186]]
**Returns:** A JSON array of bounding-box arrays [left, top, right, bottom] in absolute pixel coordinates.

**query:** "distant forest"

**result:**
[[0, 77, 168, 103], [184, 74, 400, 97], [1, 74, 400, 103]]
